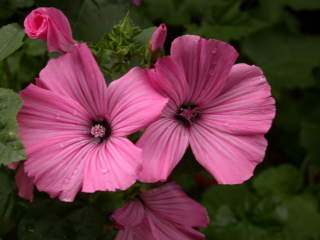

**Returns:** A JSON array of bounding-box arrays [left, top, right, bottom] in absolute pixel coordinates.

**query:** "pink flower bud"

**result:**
[[24, 7, 76, 53], [132, 0, 141, 6], [150, 23, 167, 52]]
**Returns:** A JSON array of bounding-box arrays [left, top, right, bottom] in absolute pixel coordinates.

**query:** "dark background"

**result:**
[[0, 0, 319, 239]]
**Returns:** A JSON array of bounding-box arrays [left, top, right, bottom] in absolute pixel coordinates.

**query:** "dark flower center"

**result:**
[[174, 104, 200, 127], [90, 119, 111, 142]]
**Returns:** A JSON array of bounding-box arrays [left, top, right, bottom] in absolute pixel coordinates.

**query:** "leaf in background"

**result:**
[[0, 88, 25, 166], [8, 0, 34, 8], [252, 164, 302, 196], [0, 167, 16, 236], [133, 26, 156, 45], [0, 23, 25, 62], [284, 0, 320, 10], [36, 0, 129, 43], [301, 122, 320, 168], [242, 28, 320, 89]]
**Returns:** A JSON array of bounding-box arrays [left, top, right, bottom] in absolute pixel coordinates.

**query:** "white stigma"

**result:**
[[90, 124, 106, 138]]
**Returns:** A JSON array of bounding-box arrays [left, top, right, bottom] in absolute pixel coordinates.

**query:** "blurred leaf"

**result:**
[[0, 23, 25, 62], [242, 28, 320, 89], [134, 26, 156, 45], [253, 164, 302, 196], [301, 122, 320, 167], [284, 0, 320, 10], [0, 88, 25, 166], [8, 0, 34, 8], [37, 0, 129, 42], [24, 39, 46, 57], [281, 195, 320, 239], [0, 167, 16, 236]]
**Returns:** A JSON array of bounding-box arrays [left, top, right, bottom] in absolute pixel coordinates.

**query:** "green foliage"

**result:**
[[0, 88, 25, 166], [0, 24, 24, 62]]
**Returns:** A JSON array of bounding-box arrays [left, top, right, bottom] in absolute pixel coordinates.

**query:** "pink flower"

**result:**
[[17, 43, 167, 202], [111, 182, 209, 240], [150, 24, 167, 52], [138, 35, 276, 184], [24, 7, 76, 53], [132, 0, 141, 6], [8, 162, 34, 201]]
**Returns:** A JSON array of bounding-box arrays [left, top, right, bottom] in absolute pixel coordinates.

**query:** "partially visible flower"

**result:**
[[17, 43, 167, 202], [24, 7, 76, 53], [111, 182, 209, 240], [138, 35, 276, 184], [132, 0, 141, 6], [150, 23, 167, 52], [8, 162, 34, 201]]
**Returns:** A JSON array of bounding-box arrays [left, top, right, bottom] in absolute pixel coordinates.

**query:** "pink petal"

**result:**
[[170, 35, 238, 105], [111, 200, 145, 227], [107, 67, 168, 137], [200, 64, 276, 135], [24, 135, 90, 202], [148, 57, 188, 108], [189, 122, 268, 184], [38, 43, 108, 118], [82, 137, 141, 192], [24, 7, 75, 53], [16, 163, 34, 201], [145, 211, 206, 240], [137, 118, 189, 183], [18, 84, 90, 147], [141, 182, 209, 228], [150, 24, 167, 52]]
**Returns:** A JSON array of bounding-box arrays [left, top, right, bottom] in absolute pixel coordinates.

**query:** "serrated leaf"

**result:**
[[252, 164, 302, 196], [0, 23, 25, 62], [0, 88, 25, 166], [242, 28, 320, 89]]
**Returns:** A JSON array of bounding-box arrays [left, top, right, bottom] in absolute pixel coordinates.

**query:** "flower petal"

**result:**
[[149, 56, 188, 108], [137, 119, 189, 183], [16, 163, 34, 201], [38, 43, 108, 118], [107, 67, 168, 137], [141, 183, 209, 228], [111, 200, 145, 227], [145, 211, 206, 240], [190, 122, 267, 184], [82, 137, 141, 192], [170, 35, 238, 105], [200, 64, 275, 135], [18, 84, 90, 148]]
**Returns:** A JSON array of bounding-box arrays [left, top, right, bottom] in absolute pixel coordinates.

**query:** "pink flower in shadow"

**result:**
[[111, 182, 209, 240]]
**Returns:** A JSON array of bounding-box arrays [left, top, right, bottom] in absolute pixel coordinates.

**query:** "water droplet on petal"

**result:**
[[101, 168, 108, 174]]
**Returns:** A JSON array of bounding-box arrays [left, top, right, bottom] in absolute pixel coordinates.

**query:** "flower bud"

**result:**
[[132, 0, 141, 6], [24, 7, 76, 53], [150, 23, 167, 52]]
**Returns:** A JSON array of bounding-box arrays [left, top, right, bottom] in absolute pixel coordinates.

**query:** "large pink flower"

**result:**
[[24, 7, 76, 53], [17, 43, 167, 202], [111, 182, 209, 240], [138, 35, 276, 184]]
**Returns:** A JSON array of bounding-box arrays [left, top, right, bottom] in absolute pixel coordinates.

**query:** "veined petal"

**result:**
[[107, 67, 168, 137], [18, 84, 90, 148], [137, 118, 189, 183], [141, 182, 209, 228], [82, 137, 141, 192], [150, 56, 188, 107], [16, 163, 34, 201], [38, 43, 108, 118], [190, 122, 267, 184], [201, 64, 275, 135], [170, 35, 238, 105], [111, 200, 145, 228]]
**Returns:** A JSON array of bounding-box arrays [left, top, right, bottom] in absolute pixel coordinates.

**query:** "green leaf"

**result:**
[[134, 26, 156, 45], [301, 122, 320, 167], [0, 88, 25, 166], [252, 164, 303, 196], [8, 0, 34, 8], [284, 0, 320, 10], [242, 28, 320, 89], [281, 195, 320, 239], [0, 23, 25, 62], [0, 167, 16, 236]]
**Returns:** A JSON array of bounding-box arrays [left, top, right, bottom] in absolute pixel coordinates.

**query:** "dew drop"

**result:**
[[211, 49, 216, 54], [55, 114, 61, 120], [101, 168, 109, 174]]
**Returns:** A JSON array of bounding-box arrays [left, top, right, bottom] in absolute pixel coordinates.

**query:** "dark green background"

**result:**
[[0, 0, 319, 239]]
